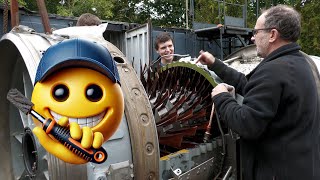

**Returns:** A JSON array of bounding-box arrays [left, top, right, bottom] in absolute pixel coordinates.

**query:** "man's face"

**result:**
[[251, 14, 270, 58], [156, 39, 174, 64]]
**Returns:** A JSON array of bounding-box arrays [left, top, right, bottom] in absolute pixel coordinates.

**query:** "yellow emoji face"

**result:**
[[31, 67, 124, 141]]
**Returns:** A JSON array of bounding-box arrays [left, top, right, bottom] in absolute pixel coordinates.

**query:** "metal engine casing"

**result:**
[[0, 25, 319, 180]]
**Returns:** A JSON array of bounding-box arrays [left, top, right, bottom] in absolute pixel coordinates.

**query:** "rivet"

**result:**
[[146, 143, 154, 155], [140, 114, 149, 125], [123, 68, 129, 72], [148, 172, 155, 180], [132, 88, 141, 96]]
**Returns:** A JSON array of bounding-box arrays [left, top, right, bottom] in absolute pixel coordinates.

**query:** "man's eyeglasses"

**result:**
[[252, 28, 275, 36]]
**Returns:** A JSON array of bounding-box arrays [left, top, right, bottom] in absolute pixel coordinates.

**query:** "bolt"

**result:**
[[133, 89, 141, 96], [146, 143, 154, 154], [97, 177, 107, 180], [124, 68, 129, 72], [140, 114, 149, 125], [32, 162, 37, 171], [142, 116, 147, 122], [130, 164, 134, 169]]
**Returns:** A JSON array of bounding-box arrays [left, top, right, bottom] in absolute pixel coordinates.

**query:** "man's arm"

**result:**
[[212, 63, 282, 139], [208, 59, 247, 95], [196, 51, 247, 95]]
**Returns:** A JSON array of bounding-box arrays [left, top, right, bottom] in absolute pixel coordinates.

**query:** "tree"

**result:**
[[56, 0, 114, 19], [194, 0, 220, 25], [152, 0, 186, 27], [111, 0, 186, 28], [299, 0, 320, 56], [21, 0, 60, 14], [111, 0, 137, 23], [0, 0, 319, 55], [3, 0, 114, 20]]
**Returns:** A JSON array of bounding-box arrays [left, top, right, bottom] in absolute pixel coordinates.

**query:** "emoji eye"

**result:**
[[52, 84, 69, 102], [86, 84, 103, 102]]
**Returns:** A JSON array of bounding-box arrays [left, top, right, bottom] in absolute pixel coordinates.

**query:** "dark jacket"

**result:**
[[210, 43, 320, 180], [150, 56, 181, 73]]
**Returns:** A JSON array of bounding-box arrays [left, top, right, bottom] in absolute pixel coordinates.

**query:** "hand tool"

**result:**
[[7, 88, 107, 164]]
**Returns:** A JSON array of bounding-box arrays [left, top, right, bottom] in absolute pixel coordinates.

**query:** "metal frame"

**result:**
[[191, 0, 251, 60]]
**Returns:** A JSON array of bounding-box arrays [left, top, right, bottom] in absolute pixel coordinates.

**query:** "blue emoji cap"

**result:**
[[34, 38, 120, 85]]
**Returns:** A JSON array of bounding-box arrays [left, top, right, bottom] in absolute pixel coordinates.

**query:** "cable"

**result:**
[[214, 107, 226, 180], [203, 103, 214, 142]]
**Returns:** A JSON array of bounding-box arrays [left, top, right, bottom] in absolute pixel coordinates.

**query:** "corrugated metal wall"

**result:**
[[0, 9, 130, 55], [125, 24, 150, 76], [0, 12, 75, 36], [125, 24, 202, 77], [151, 27, 196, 60], [124, 23, 232, 76], [19, 14, 75, 32]]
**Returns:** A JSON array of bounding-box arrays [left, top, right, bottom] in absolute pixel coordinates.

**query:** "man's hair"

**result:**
[[154, 32, 173, 50], [76, 13, 102, 26], [263, 5, 301, 42]]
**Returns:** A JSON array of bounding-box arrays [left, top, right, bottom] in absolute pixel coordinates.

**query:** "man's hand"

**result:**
[[196, 50, 216, 65], [32, 117, 104, 164], [211, 83, 228, 97]]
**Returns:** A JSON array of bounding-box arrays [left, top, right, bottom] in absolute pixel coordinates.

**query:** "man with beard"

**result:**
[[196, 5, 320, 180]]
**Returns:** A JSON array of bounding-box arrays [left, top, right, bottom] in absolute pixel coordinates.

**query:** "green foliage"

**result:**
[[9, 0, 113, 20], [111, 0, 186, 28], [21, 0, 60, 13], [152, 0, 185, 27], [1, 0, 319, 55], [111, 0, 137, 22], [299, 0, 320, 56], [131, 0, 153, 24], [56, 0, 114, 19], [194, 0, 220, 24], [0, 0, 27, 7]]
